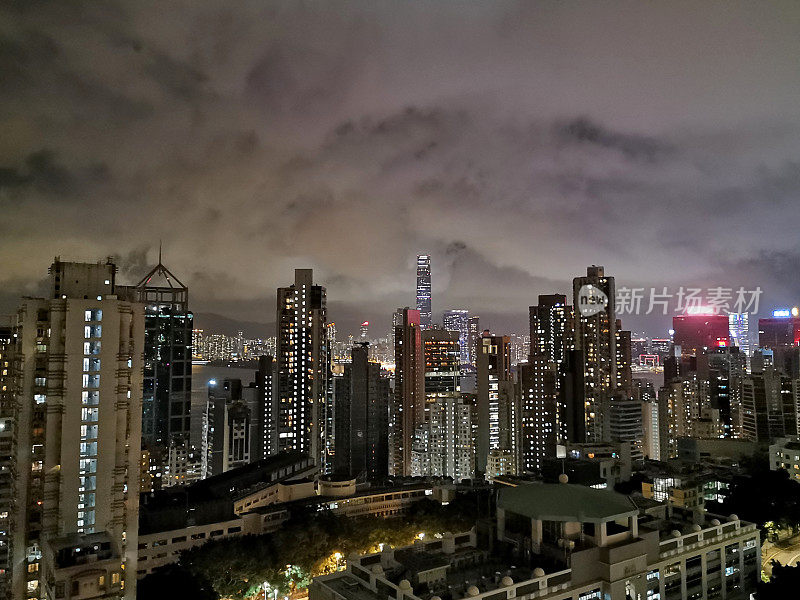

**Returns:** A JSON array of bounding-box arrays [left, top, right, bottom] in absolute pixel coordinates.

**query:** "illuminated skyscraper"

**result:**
[[416, 254, 432, 330], [275, 269, 330, 468], [10, 259, 143, 599], [442, 309, 471, 367], [573, 265, 617, 443], [360, 321, 369, 339], [728, 312, 751, 357]]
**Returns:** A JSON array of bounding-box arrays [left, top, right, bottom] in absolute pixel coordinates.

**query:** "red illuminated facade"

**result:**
[[672, 314, 730, 356]]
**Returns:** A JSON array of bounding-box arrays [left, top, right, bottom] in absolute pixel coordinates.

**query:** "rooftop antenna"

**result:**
[[158, 240, 163, 265]]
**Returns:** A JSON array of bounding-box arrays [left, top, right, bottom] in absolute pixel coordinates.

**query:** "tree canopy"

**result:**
[[139, 493, 483, 600]]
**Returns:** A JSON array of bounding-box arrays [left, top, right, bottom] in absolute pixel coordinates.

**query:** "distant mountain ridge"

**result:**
[[193, 312, 274, 338]]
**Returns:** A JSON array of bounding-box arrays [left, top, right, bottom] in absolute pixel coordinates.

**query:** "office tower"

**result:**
[[672, 313, 730, 357], [728, 312, 751, 356], [758, 308, 800, 349], [333, 344, 389, 480], [416, 255, 432, 330], [442, 309, 471, 367], [708, 347, 746, 438], [476, 333, 519, 475], [615, 325, 632, 395], [0, 325, 14, 599], [518, 356, 559, 473], [10, 258, 143, 600], [202, 379, 252, 477], [573, 265, 617, 442], [118, 259, 192, 489], [390, 308, 424, 476], [604, 395, 644, 463], [275, 269, 330, 468], [255, 355, 277, 459]]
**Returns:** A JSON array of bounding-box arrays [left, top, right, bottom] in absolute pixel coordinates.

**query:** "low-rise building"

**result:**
[[311, 482, 759, 600], [769, 436, 800, 482]]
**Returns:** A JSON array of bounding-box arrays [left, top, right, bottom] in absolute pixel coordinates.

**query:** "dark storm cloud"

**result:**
[[2, 1, 800, 336], [558, 117, 671, 163]]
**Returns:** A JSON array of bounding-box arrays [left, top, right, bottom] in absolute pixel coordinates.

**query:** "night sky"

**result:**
[[2, 2, 800, 337]]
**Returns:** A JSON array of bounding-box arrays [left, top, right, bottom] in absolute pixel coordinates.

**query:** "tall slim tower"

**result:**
[[518, 356, 559, 473], [416, 255, 432, 330], [119, 258, 192, 488], [390, 308, 424, 476], [476, 332, 518, 476], [573, 265, 617, 442], [275, 269, 330, 468], [255, 355, 277, 459], [0, 324, 15, 599], [10, 259, 143, 600]]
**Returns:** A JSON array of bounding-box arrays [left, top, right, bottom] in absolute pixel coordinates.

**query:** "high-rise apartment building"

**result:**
[[708, 347, 747, 438], [442, 310, 471, 368], [275, 269, 330, 468], [416, 255, 432, 330], [604, 395, 644, 463], [476, 333, 519, 475], [742, 367, 798, 443], [10, 258, 143, 600], [615, 325, 632, 395], [0, 324, 15, 599], [411, 329, 472, 480], [529, 294, 573, 366], [333, 344, 390, 480], [390, 308, 424, 476], [573, 266, 617, 442], [254, 355, 277, 459], [518, 356, 559, 473]]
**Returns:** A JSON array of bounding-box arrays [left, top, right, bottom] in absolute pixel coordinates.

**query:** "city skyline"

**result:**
[[3, 3, 799, 599], [3, 2, 800, 337]]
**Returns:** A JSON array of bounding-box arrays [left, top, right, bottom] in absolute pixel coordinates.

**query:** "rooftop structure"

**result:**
[[311, 482, 760, 600]]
